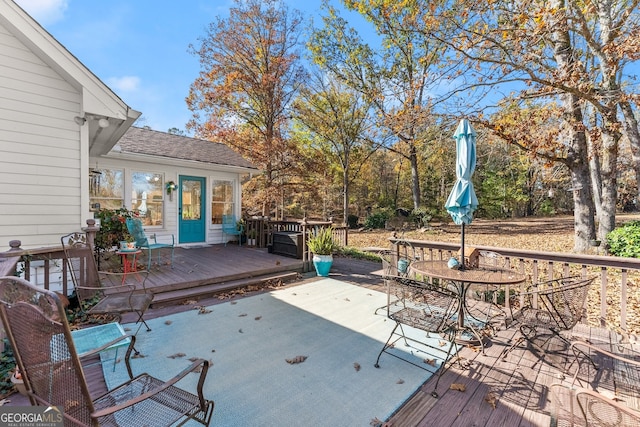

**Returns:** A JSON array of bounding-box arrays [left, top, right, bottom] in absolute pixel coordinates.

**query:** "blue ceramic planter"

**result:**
[[313, 254, 333, 277]]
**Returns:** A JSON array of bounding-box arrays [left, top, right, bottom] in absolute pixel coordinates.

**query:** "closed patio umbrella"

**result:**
[[445, 119, 478, 269]]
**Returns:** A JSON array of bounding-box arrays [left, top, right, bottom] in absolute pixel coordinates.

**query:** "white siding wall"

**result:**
[[0, 22, 82, 250], [92, 156, 243, 246]]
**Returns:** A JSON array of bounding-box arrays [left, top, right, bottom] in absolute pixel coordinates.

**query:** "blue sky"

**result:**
[[15, 0, 370, 134]]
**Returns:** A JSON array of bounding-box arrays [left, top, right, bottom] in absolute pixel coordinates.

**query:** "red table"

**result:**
[[116, 249, 142, 284]]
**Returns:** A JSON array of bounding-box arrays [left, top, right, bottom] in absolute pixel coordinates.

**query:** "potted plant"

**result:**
[[307, 227, 337, 277], [247, 229, 257, 247], [11, 366, 26, 396]]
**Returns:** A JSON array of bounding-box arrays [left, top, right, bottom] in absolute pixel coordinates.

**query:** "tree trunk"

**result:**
[[598, 126, 619, 241], [409, 146, 420, 210], [619, 100, 640, 203], [551, 0, 595, 252], [343, 166, 349, 226]]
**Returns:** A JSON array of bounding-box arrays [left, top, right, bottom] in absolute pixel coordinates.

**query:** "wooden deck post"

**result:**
[[82, 218, 100, 251]]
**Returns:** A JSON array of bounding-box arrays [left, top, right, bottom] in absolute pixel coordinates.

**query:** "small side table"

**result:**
[[116, 249, 142, 284], [51, 322, 130, 371]]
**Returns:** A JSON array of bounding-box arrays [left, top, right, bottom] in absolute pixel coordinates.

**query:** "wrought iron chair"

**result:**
[[550, 383, 640, 427], [0, 276, 214, 427], [126, 218, 175, 269], [569, 340, 640, 413], [221, 214, 243, 246], [61, 232, 154, 332], [374, 275, 460, 398], [466, 250, 512, 329], [375, 240, 419, 315], [500, 276, 595, 360]]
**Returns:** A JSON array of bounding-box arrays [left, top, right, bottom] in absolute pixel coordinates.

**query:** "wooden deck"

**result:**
[[101, 244, 306, 306], [7, 253, 635, 427]]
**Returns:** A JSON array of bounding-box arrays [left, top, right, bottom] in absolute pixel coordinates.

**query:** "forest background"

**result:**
[[182, 0, 640, 254]]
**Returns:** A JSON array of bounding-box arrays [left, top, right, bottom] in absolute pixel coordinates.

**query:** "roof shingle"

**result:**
[[116, 127, 257, 170]]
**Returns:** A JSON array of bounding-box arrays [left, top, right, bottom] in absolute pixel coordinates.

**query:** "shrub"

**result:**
[[347, 214, 359, 229], [364, 209, 392, 229], [409, 207, 433, 228], [607, 221, 640, 258], [94, 208, 137, 253]]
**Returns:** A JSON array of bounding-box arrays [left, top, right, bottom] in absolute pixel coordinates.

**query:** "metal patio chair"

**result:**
[[0, 276, 214, 427], [374, 275, 460, 398], [500, 276, 595, 361], [126, 218, 175, 269], [569, 340, 640, 413], [550, 383, 640, 427], [221, 214, 243, 246], [61, 232, 154, 332], [466, 250, 512, 329], [375, 239, 419, 315]]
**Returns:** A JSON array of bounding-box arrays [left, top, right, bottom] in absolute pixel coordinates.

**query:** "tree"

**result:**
[[404, 0, 640, 251], [293, 71, 378, 225], [310, 1, 456, 211], [167, 127, 185, 136], [186, 0, 306, 218]]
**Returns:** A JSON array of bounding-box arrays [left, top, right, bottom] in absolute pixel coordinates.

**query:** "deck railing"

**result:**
[[0, 220, 100, 296], [243, 218, 348, 272], [389, 238, 640, 335], [4, 221, 636, 334]]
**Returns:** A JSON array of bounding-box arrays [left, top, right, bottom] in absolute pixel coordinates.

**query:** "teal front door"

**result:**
[[179, 176, 206, 243]]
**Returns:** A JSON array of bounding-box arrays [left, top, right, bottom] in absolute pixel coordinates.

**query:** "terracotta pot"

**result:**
[[11, 373, 26, 396]]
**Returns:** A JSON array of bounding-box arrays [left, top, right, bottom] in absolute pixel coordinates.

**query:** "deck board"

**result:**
[[6, 253, 633, 427]]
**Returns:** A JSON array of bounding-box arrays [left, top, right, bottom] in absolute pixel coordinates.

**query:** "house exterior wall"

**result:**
[[0, 21, 83, 250], [91, 155, 243, 245]]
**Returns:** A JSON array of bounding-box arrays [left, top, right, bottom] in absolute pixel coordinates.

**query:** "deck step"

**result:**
[[150, 271, 300, 307]]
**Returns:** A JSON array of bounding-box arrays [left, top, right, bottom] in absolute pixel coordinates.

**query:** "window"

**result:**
[[131, 172, 164, 226], [211, 180, 234, 225], [89, 168, 123, 210]]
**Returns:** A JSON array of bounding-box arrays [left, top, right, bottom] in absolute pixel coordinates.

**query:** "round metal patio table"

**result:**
[[410, 260, 526, 348]]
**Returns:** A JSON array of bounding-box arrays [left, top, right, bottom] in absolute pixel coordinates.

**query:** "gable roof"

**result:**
[[114, 127, 258, 172]]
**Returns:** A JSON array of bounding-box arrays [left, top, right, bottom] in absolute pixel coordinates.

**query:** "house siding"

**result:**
[[92, 156, 243, 245], [0, 21, 82, 249]]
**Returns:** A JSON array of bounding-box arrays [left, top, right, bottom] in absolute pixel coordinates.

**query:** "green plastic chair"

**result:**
[[126, 218, 174, 269]]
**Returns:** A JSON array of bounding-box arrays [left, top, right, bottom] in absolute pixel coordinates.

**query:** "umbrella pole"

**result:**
[[460, 223, 465, 270]]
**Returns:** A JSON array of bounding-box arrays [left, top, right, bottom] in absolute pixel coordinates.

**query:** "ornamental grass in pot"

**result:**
[[307, 227, 337, 277]]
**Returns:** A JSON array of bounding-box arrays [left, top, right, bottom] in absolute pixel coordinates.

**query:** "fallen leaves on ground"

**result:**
[[354, 362, 361, 371], [285, 355, 308, 364], [450, 383, 466, 392], [167, 352, 186, 359], [485, 392, 497, 409], [370, 417, 393, 427], [423, 358, 436, 366]]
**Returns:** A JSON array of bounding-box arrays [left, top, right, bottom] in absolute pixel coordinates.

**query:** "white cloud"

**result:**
[[15, 0, 68, 26], [106, 76, 141, 93]]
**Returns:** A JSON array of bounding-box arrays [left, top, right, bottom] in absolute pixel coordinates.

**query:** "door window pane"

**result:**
[[182, 179, 202, 220], [131, 172, 164, 226], [211, 180, 234, 225]]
